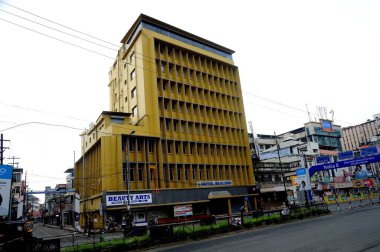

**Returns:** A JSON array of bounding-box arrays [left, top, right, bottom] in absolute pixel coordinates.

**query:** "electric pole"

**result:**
[[274, 132, 288, 206], [0, 134, 10, 165]]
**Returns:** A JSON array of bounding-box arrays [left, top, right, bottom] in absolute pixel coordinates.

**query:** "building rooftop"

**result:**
[[121, 14, 235, 55]]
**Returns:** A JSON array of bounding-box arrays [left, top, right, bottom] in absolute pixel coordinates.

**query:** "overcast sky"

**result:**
[[0, 0, 379, 201]]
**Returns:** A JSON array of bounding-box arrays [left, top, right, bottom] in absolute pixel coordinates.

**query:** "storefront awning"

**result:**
[[208, 191, 231, 199]]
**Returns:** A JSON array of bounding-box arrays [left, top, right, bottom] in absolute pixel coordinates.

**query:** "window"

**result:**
[[130, 52, 135, 63], [150, 169, 155, 181], [169, 167, 174, 181], [130, 69, 136, 80], [173, 120, 178, 131], [148, 141, 153, 152], [199, 168, 203, 180], [175, 142, 180, 154], [180, 121, 185, 132], [185, 168, 189, 181], [138, 167, 143, 181], [177, 168, 181, 180], [129, 139, 134, 151], [137, 139, 142, 152], [161, 62, 165, 72], [167, 141, 172, 153], [172, 100, 177, 111], [131, 87, 137, 98], [184, 85, 188, 95], [192, 167, 196, 180], [183, 142, 187, 154], [164, 99, 169, 110], [132, 106, 137, 117], [165, 118, 170, 130], [190, 143, 194, 155], [130, 167, 135, 181]]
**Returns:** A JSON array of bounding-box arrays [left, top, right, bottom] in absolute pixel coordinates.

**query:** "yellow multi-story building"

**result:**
[[75, 14, 256, 229]]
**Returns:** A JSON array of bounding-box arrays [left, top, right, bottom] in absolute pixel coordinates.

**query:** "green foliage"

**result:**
[[62, 208, 330, 251]]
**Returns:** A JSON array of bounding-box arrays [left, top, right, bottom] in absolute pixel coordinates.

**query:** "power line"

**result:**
[[244, 91, 354, 126], [0, 16, 158, 74], [0, 0, 119, 48], [0, 10, 355, 126], [0, 1, 358, 127], [0, 1, 158, 67], [0, 122, 84, 133], [0, 8, 117, 52], [0, 17, 115, 60], [0, 102, 91, 123]]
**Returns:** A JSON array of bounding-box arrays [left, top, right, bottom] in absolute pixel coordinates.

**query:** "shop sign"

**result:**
[[296, 168, 311, 191], [316, 155, 330, 164], [0, 165, 13, 216], [197, 180, 232, 187], [106, 193, 152, 206], [174, 204, 193, 217], [360, 146, 378, 157], [352, 178, 376, 188], [338, 150, 354, 160]]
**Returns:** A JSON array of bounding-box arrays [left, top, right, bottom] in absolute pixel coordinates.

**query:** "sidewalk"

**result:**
[[42, 223, 76, 232], [326, 199, 379, 212]]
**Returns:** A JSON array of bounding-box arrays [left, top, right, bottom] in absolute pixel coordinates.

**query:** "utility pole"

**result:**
[[0, 134, 10, 165], [7, 156, 20, 167], [274, 132, 288, 206], [24, 170, 28, 219], [125, 131, 135, 226]]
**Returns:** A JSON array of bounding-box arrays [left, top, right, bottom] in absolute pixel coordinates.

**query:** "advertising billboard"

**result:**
[[296, 168, 311, 191], [0, 165, 13, 216], [174, 204, 193, 217], [360, 146, 378, 157], [316, 155, 330, 164], [106, 193, 152, 207], [338, 150, 354, 160], [321, 120, 333, 132]]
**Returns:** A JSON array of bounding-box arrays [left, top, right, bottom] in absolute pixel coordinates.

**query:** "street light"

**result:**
[[274, 132, 288, 206], [125, 130, 135, 213]]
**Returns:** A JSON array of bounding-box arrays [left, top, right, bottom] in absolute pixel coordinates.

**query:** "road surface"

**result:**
[[153, 205, 380, 252]]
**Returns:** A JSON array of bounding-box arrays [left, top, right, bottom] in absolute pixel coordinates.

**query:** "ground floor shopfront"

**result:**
[[79, 186, 258, 229]]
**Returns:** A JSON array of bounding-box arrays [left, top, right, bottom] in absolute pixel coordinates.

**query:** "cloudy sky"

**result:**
[[0, 0, 379, 200]]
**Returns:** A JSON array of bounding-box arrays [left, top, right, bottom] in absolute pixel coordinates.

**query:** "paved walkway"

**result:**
[[325, 198, 379, 212], [33, 223, 126, 248]]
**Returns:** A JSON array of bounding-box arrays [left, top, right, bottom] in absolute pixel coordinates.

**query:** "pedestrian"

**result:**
[[108, 216, 115, 232], [88, 218, 93, 237], [240, 205, 245, 225], [121, 216, 127, 237]]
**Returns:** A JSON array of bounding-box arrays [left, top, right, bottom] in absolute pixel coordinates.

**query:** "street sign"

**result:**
[[25, 189, 76, 195]]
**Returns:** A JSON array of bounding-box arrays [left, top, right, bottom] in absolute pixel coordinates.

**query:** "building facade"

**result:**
[[249, 119, 341, 206], [341, 116, 380, 151], [75, 14, 255, 229]]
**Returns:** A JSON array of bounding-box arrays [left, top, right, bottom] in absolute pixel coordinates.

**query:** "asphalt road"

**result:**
[[153, 205, 380, 252], [32, 223, 124, 247]]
